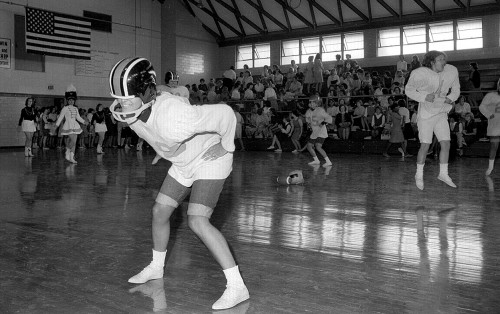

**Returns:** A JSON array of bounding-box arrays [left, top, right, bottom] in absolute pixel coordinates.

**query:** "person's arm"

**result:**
[[55, 107, 67, 127], [445, 68, 461, 104], [405, 70, 430, 103], [76, 110, 85, 124], [322, 108, 333, 125], [18, 109, 24, 126], [298, 119, 303, 138], [159, 100, 237, 153], [479, 94, 495, 119]]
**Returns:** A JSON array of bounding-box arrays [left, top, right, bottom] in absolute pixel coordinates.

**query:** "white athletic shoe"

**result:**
[[437, 174, 457, 188], [212, 285, 249, 310], [128, 264, 164, 284], [308, 160, 320, 165], [486, 168, 493, 176], [322, 161, 332, 167], [415, 175, 424, 190]]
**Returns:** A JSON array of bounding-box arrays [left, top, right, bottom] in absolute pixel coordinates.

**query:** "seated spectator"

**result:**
[[371, 71, 381, 88], [254, 78, 265, 98], [334, 54, 344, 76], [198, 78, 208, 93], [335, 104, 352, 140], [379, 88, 390, 112], [393, 70, 405, 87], [361, 72, 373, 95], [352, 99, 369, 131], [326, 100, 339, 134], [392, 86, 405, 102], [453, 95, 472, 118], [327, 69, 340, 89], [220, 86, 230, 101], [215, 80, 224, 94], [263, 83, 277, 102], [236, 72, 244, 85], [383, 71, 393, 89], [207, 83, 219, 103], [351, 73, 362, 95], [243, 83, 255, 100], [242, 70, 253, 89], [371, 106, 386, 139], [255, 107, 269, 139], [284, 76, 303, 100], [274, 69, 284, 89], [449, 114, 464, 156], [462, 112, 478, 147], [231, 81, 242, 100]]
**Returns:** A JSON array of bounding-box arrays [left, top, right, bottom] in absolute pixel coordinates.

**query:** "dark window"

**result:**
[[83, 11, 112, 33]]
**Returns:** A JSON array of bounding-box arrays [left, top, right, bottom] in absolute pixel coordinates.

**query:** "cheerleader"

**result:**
[[479, 78, 500, 176], [55, 85, 86, 164], [18, 97, 37, 157]]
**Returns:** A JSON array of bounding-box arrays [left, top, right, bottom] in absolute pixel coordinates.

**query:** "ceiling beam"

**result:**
[[229, 0, 245, 36], [340, 0, 369, 22], [282, 2, 292, 30], [413, 0, 432, 15], [367, 0, 372, 21], [181, 0, 196, 17], [187, 0, 242, 37], [376, 0, 399, 18], [255, 0, 268, 32], [337, 0, 344, 25], [275, 0, 314, 29], [452, 0, 467, 10], [308, 0, 317, 29], [308, 0, 341, 25], [241, 0, 288, 32]]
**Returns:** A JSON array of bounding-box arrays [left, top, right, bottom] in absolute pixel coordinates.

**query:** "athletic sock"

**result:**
[[416, 163, 424, 177], [151, 249, 166, 268], [223, 265, 245, 288], [439, 163, 448, 176], [486, 159, 495, 175]]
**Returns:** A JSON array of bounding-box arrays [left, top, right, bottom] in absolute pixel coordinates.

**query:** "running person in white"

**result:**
[[479, 78, 500, 176], [109, 58, 249, 310], [405, 51, 460, 190]]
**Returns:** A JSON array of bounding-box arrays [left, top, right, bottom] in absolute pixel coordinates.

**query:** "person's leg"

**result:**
[[415, 117, 436, 190], [187, 179, 249, 310], [68, 134, 78, 163], [238, 138, 245, 151], [434, 115, 456, 187], [97, 132, 105, 153], [24, 132, 34, 156], [315, 142, 332, 166], [307, 141, 319, 165], [275, 137, 282, 151], [268, 135, 277, 149], [383, 142, 392, 157], [486, 138, 499, 175], [129, 174, 190, 284]]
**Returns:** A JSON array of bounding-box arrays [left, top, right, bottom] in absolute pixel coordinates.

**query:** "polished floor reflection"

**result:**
[[0, 148, 499, 313]]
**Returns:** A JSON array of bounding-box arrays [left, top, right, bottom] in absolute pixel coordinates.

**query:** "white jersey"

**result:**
[[129, 93, 236, 180], [405, 64, 460, 120], [156, 84, 190, 99], [479, 91, 500, 137]]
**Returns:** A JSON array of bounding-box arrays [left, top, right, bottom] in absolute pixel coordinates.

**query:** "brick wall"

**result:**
[[0, 97, 26, 146]]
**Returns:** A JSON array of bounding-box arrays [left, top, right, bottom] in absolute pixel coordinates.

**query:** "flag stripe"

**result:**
[[27, 35, 90, 47], [25, 7, 91, 60]]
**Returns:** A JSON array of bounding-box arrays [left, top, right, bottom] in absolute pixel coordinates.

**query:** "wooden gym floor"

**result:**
[[0, 147, 499, 313]]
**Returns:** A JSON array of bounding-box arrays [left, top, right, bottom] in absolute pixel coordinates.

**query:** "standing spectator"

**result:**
[[231, 81, 241, 100], [290, 59, 298, 73], [303, 55, 314, 95], [41, 107, 52, 149], [462, 112, 477, 147], [410, 55, 421, 73], [223, 66, 237, 90], [383, 71, 393, 89], [383, 103, 405, 158], [352, 99, 369, 131], [313, 53, 325, 95], [232, 105, 245, 151], [242, 71, 253, 90], [343, 54, 355, 73], [274, 67, 284, 90], [55, 85, 86, 163], [449, 114, 464, 157], [92, 103, 107, 154], [327, 69, 340, 89], [305, 94, 333, 166], [18, 97, 37, 157], [397, 55, 408, 74], [394, 70, 405, 87], [334, 54, 344, 76], [87, 108, 95, 148], [479, 79, 500, 176], [78, 108, 88, 149], [253, 78, 265, 99], [405, 50, 460, 190], [398, 99, 414, 157], [468, 62, 482, 108], [290, 110, 303, 153]]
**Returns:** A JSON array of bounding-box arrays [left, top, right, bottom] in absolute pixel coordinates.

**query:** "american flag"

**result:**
[[25, 7, 91, 60]]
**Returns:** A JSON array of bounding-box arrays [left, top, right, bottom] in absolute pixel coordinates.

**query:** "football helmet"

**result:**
[[109, 57, 156, 123]]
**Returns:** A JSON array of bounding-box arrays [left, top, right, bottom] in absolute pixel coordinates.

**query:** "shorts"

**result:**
[[417, 113, 450, 144], [308, 137, 326, 145], [155, 174, 225, 218]]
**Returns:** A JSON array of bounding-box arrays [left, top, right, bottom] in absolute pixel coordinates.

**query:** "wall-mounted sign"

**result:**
[[0, 38, 11, 69]]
